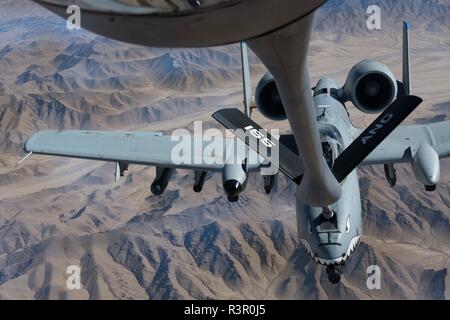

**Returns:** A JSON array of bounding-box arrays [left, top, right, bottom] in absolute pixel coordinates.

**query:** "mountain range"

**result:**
[[0, 0, 449, 299]]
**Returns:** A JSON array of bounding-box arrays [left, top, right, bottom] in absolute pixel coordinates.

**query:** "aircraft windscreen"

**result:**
[[319, 124, 344, 148], [319, 124, 345, 169]]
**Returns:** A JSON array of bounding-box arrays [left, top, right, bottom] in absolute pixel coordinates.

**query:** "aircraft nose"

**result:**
[[318, 232, 341, 245], [313, 243, 346, 265], [316, 233, 345, 263], [315, 234, 361, 265]]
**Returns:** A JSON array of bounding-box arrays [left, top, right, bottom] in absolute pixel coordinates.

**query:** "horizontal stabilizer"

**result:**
[[333, 95, 423, 182], [213, 108, 304, 183]]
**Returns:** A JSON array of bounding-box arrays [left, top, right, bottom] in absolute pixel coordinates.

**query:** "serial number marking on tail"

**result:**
[[244, 125, 276, 148]]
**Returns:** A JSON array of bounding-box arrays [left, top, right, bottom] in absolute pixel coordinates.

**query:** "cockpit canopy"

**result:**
[[319, 124, 344, 169]]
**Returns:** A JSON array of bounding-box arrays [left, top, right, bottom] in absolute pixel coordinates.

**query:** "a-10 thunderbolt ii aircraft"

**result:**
[[23, 0, 450, 283]]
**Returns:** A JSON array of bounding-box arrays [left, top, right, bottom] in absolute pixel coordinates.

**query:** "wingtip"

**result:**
[[23, 136, 34, 154]]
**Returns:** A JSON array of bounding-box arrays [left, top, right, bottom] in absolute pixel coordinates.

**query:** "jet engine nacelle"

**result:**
[[222, 163, 248, 202], [255, 72, 287, 121], [342, 60, 398, 114]]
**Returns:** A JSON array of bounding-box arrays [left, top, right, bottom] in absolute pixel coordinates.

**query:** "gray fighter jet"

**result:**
[[23, 1, 450, 283]]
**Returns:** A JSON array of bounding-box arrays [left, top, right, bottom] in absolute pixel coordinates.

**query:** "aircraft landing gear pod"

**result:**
[[412, 142, 440, 191], [222, 163, 248, 203]]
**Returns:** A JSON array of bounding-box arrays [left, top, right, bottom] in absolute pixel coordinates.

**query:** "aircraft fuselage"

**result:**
[[296, 77, 363, 271]]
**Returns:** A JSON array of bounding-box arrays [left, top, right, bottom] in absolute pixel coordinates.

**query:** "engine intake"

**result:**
[[255, 73, 287, 121], [342, 60, 398, 114]]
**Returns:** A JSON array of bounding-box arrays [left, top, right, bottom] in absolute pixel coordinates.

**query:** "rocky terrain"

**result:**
[[0, 0, 449, 299], [315, 0, 450, 40]]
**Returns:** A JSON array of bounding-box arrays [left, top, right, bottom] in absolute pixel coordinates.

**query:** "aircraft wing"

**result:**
[[354, 121, 450, 165], [24, 130, 264, 172]]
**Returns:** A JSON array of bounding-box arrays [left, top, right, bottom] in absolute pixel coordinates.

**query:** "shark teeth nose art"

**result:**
[[300, 235, 361, 266]]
